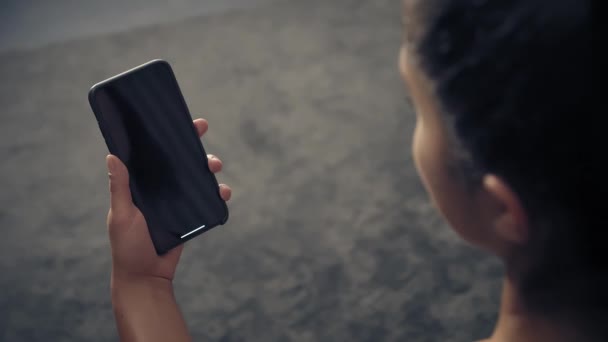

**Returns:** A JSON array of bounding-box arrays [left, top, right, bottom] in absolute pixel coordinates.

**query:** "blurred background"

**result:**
[[0, 0, 502, 341]]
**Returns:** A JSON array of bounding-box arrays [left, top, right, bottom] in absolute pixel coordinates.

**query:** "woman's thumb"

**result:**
[[106, 155, 134, 221]]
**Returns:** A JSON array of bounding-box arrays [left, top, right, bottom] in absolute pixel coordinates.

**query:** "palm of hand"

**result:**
[[108, 208, 183, 281]]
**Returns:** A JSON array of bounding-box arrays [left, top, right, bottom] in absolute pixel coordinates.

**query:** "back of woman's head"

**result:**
[[406, 0, 603, 327]]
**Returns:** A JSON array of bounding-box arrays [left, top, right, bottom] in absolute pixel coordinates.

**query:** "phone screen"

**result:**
[[89, 60, 228, 254]]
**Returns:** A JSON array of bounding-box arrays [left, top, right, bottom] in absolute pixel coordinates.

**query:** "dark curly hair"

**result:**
[[405, 0, 604, 326]]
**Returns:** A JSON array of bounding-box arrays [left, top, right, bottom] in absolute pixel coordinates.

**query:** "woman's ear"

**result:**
[[482, 175, 529, 246]]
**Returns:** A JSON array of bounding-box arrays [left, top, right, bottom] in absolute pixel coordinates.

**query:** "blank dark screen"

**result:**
[[91, 61, 227, 254]]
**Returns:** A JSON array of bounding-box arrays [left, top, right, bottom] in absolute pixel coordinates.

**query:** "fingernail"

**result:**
[[106, 155, 115, 173]]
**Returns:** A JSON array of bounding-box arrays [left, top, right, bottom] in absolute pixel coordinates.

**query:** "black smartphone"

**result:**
[[88, 59, 228, 255]]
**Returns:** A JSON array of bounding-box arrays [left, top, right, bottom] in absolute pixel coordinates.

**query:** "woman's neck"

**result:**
[[486, 275, 583, 342]]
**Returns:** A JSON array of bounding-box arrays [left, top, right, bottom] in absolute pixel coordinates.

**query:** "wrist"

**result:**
[[111, 270, 174, 299], [109, 270, 191, 342]]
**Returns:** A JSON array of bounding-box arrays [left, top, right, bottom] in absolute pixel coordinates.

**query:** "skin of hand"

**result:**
[[106, 118, 231, 282], [105, 118, 231, 342]]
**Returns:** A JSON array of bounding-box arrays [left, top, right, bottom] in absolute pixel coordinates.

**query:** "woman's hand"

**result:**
[[106, 118, 231, 284]]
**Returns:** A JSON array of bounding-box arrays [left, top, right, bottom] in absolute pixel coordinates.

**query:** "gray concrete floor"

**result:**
[[0, 0, 279, 52]]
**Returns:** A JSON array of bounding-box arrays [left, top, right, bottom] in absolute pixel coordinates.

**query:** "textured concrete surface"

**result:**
[[0, 0, 281, 52], [0, 0, 502, 341]]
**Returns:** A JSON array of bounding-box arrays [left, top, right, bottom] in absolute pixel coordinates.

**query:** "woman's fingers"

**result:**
[[207, 154, 223, 173], [193, 118, 209, 137], [192, 119, 230, 201], [219, 184, 232, 201]]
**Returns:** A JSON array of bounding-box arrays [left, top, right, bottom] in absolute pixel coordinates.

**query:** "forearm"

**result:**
[[111, 274, 192, 342]]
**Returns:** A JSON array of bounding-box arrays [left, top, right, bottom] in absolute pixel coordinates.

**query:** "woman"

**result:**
[[103, 0, 601, 340]]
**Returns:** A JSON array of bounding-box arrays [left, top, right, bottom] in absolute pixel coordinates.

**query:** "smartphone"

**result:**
[[88, 59, 228, 255]]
